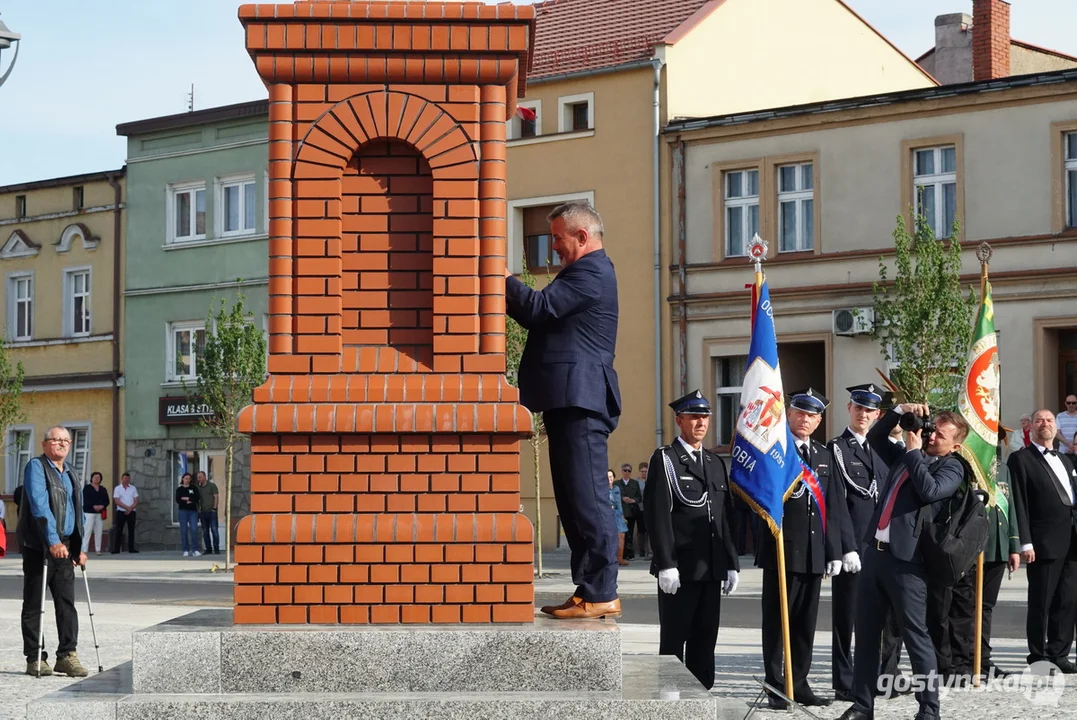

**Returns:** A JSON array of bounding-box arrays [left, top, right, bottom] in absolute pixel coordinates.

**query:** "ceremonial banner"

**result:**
[[729, 279, 823, 534], [957, 280, 1007, 518]]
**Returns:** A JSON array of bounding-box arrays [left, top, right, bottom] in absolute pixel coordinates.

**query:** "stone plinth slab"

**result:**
[[132, 609, 621, 694], [31, 656, 740, 720]]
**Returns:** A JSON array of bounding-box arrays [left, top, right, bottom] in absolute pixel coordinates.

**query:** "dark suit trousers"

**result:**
[[977, 561, 1007, 669], [851, 546, 940, 717], [1025, 538, 1077, 663], [544, 407, 618, 603], [927, 567, 976, 673], [658, 579, 722, 690], [21, 546, 79, 662], [762, 568, 822, 697], [879, 607, 904, 679], [111, 510, 136, 552]]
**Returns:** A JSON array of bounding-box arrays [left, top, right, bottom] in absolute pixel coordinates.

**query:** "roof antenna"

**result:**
[[187, 83, 195, 112]]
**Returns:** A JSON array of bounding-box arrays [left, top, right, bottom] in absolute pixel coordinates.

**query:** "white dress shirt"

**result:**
[[676, 437, 703, 466], [846, 428, 867, 447], [1019, 443, 1074, 553]]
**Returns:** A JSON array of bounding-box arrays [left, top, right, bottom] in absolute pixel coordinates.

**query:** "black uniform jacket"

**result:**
[[828, 428, 888, 555], [755, 439, 843, 575], [644, 441, 740, 582], [985, 464, 1020, 563]]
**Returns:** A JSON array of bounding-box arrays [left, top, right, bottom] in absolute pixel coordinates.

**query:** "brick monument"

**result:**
[[232, 0, 537, 625]]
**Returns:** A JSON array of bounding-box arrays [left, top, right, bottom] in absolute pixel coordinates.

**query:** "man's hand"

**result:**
[[1008, 553, 1021, 573], [825, 560, 842, 578], [905, 428, 924, 451], [658, 568, 680, 595], [900, 403, 930, 417], [74, 552, 87, 568], [49, 543, 69, 560], [93, 505, 104, 512], [723, 570, 739, 595], [1021, 548, 1036, 564], [842, 551, 862, 574], [504, 267, 513, 279], [623, 497, 636, 504]]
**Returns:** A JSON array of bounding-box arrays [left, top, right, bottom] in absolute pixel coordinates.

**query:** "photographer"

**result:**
[[839, 404, 967, 720]]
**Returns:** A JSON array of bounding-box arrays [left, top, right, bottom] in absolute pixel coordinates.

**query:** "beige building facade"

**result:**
[[0, 171, 125, 545], [509, 0, 933, 548], [664, 69, 1077, 450]]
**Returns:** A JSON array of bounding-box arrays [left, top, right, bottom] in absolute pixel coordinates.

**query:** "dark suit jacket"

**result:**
[[505, 249, 621, 419], [864, 410, 964, 563], [615, 478, 642, 517], [828, 428, 888, 555], [756, 439, 843, 575], [644, 441, 739, 582], [1009, 445, 1077, 561]]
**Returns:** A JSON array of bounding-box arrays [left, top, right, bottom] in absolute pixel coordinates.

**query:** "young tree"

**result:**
[[504, 266, 549, 577], [0, 341, 26, 467], [190, 294, 267, 570], [872, 213, 976, 409]]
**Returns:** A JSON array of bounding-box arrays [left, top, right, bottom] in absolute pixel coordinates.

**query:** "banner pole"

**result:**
[[972, 247, 991, 688], [776, 529, 794, 702]]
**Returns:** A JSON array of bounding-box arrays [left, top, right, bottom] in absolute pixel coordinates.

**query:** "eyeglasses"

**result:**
[[45, 438, 71, 445], [1068, 401, 1077, 406]]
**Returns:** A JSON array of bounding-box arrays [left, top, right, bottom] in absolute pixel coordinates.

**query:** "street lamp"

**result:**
[[0, 15, 22, 88]]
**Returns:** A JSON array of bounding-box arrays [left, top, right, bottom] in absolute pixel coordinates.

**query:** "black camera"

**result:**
[[899, 412, 936, 436]]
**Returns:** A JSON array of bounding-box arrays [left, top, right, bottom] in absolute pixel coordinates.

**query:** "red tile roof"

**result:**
[[530, 0, 714, 79]]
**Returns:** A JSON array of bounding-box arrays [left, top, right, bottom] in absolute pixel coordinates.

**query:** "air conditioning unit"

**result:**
[[833, 307, 874, 336]]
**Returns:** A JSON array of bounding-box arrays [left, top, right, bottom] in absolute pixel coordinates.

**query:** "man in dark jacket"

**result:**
[[16, 426, 88, 677], [506, 201, 622, 620], [615, 464, 642, 559], [838, 405, 967, 720], [644, 390, 739, 690]]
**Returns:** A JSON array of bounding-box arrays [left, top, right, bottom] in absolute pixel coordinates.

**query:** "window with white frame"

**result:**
[[509, 101, 541, 140], [777, 163, 814, 252], [714, 355, 748, 449], [64, 268, 91, 337], [6, 427, 32, 494], [169, 181, 207, 243], [167, 321, 207, 382], [218, 175, 257, 236], [66, 426, 90, 480], [558, 93, 593, 133], [913, 146, 957, 238], [7, 273, 33, 341], [1066, 133, 1077, 228], [724, 169, 759, 258]]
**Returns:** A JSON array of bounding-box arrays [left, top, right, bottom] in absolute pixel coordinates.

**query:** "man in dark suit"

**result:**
[[828, 384, 890, 701], [614, 464, 642, 559], [644, 390, 739, 690], [505, 201, 622, 620], [758, 389, 843, 709], [838, 404, 967, 720], [1009, 409, 1077, 671]]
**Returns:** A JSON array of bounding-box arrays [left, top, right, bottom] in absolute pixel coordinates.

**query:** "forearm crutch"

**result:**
[[36, 554, 47, 676], [80, 566, 103, 673]]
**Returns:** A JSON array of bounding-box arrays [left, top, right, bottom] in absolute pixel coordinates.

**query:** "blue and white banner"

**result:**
[[729, 279, 814, 535]]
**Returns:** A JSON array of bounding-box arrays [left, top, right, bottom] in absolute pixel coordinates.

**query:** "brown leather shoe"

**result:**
[[539, 595, 581, 615], [550, 598, 622, 619]]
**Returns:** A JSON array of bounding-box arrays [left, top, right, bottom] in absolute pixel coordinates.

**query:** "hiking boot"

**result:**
[[53, 653, 89, 677], [26, 659, 53, 676]]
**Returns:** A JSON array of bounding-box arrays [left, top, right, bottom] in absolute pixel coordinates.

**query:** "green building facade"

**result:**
[[117, 101, 268, 550]]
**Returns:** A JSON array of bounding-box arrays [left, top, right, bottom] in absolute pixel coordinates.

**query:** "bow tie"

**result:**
[[1044, 449, 1059, 457]]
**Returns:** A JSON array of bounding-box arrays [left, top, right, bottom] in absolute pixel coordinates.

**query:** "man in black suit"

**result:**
[[644, 390, 739, 690], [828, 384, 890, 701], [614, 464, 642, 559], [758, 389, 843, 709], [1009, 409, 1077, 671], [838, 404, 967, 720], [505, 201, 622, 620]]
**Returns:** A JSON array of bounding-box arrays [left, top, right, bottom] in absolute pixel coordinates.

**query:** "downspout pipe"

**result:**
[[107, 173, 122, 489], [651, 57, 665, 450]]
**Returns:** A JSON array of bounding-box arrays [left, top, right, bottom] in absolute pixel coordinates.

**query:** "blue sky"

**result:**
[[1, 0, 1075, 186]]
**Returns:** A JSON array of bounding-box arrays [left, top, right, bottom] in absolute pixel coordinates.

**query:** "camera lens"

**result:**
[[898, 412, 923, 432]]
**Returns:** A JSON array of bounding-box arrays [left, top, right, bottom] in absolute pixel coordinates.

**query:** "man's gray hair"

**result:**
[[547, 201, 604, 239], [44, 425, 71, 441], [1020, 413, 1032, 422]]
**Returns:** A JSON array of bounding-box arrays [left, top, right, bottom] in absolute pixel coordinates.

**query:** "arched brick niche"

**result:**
[[235, 1, 536, 625]]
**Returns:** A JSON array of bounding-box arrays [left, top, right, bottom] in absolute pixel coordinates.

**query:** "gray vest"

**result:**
[[16, 455, 83, 553]]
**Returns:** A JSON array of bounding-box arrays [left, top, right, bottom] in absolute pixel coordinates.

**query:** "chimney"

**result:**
[[931, 13, 973, 85], [972, 0, 1011, 81]]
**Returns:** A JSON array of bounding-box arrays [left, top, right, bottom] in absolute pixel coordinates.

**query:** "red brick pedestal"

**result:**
[[234, 1, 536, 625]]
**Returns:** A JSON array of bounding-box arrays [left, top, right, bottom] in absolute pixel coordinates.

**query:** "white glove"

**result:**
[[826, 560, 842, 578], [723, 569, 739, 595], [842, 551, 862, 574], [658, 568, 681, 595]]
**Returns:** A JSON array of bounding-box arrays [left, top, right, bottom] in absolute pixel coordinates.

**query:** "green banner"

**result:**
[[957, 280, 1007, 519]]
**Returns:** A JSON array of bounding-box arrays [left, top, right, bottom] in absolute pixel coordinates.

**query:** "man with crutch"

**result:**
[[16, 425, 89, 677]]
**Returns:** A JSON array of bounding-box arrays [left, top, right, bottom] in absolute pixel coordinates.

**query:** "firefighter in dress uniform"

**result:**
[[829, 384, 902, 701], [643, 390, 740, 690], [757, 388, 843, 709]]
